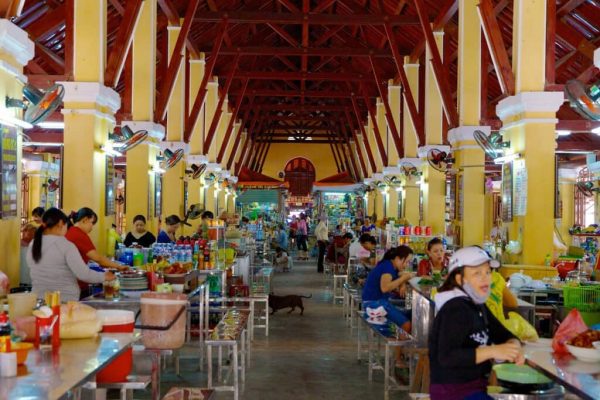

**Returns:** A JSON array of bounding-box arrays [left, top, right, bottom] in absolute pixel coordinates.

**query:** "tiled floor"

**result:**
[[140, 259, 410, 400]]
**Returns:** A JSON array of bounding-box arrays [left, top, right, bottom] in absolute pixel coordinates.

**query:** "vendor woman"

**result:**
[[417, 237, 448, 276], [28, 208, 115, 302], [66, 207, 127, 271], [429, 246, 523, 400], [362, 245, 415, 332], [124, 215, 156, 247], [157, 214, 182, 243]]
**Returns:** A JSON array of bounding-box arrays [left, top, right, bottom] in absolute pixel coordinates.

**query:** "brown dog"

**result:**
[[268, 293, 312, 315]]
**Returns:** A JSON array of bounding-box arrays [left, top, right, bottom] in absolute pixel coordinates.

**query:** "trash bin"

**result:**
[[140, 293, 187, 349]]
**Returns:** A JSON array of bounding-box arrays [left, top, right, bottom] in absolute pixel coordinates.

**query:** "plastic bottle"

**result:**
[[0, 313, 11, 352]]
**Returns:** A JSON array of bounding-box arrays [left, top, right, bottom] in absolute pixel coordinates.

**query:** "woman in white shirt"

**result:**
[[27, 208, 115, 301]]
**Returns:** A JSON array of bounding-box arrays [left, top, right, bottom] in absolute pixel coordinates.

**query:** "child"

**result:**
[[417, 237, 448, 277], [429, 246, 524, 400]]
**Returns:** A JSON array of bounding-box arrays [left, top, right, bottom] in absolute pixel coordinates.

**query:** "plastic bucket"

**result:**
[[140, 293, 187, 349], [95, 310, 135, 383]]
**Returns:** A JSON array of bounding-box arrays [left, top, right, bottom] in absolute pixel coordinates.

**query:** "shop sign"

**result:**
[[502, 162, 513, 222], [0, 125, 18, 218], [105, 156, 115, 216], [513, 159, 527, 216]]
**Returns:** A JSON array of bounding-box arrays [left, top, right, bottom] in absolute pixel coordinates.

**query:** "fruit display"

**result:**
[[163, 262, 192, 275]]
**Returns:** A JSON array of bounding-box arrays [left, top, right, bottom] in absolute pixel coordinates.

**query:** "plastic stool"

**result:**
[[332, 274, 347, 304]]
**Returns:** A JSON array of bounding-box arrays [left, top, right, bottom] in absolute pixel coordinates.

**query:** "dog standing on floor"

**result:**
[[268, 293, 312, 315]]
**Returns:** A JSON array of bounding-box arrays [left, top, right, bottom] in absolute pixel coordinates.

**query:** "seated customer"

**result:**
[[124, 215, 156, 247], [274, 247, 289, 271], [362, 246, 415, 333], [349, 234, 377, 285], [27, 208, 114, 302], [417, 237, 448, 276]]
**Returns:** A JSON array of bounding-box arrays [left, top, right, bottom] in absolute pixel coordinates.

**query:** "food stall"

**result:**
[[312, 172, 362, 231]]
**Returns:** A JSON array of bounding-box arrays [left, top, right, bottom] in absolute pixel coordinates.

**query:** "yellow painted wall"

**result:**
[[261, 144, 338, 181]]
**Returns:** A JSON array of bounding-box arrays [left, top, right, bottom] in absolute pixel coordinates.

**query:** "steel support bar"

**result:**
[[203, 53, 240, 154], [200, 46, 392, 57], [414, 0, 459, 128], [369, 55, 404, 158], [105, 0, 143, 88], [155, 0, 200, 121], [184, 19, 228, 143], [477, 0, 515, 96], [384, 22, 425, 146]]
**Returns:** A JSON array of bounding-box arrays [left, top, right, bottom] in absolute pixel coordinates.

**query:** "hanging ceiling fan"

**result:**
[[6, 84, 65, 125], [565, 79, 600, 121], [110, 125, 148, 152], [399, 161, 421, 177], [162, 148, 184, 170], [473, 130, 509, 159], [576, 181, 600, 197], [181, 203, 204, 226], [427, 149, 454, 172]]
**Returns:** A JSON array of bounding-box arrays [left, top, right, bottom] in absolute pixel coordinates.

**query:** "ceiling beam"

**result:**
[[477, 0, 515, 96], [409, 0, 458, 63], [231, 89, 376, 98], [155, 0, 200, 122], [360, 84, 388, 166], [267, 23, 300, 47], [203, 53, 239, 154], [254, 140, 348, 144], [105, 0, 144, 88], [350, 94, 377, 172], [34, 42, 64, 73], [183, 19, 229, 143], [201, 46, 393, 57], [234, 71, 369, 81], [245, 104, 350, 111], [194, 11, 420, 26], [25, 3, 64, 41], [157, 0, 200, 58]]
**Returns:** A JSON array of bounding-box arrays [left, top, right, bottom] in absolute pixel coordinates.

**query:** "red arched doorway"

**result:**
[[284, 157, 315, 196]]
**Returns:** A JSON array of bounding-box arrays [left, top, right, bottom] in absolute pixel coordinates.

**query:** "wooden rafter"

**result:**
[[34, 42, 64, 73], [414, 0, 459, 128], [200, 46, 392, 57], [359, 84, 388, 166], [217, 78, 248, 163], [183, 19, 228, 143], [155, 0, 200, 122], [267, 23, 299, 47], [546, 0, 556, 86], [369, 55, 403, 158], [477, 0, 515, 96], [157, 0, 200, 58], [105, 0, 143, 88], [203, 53, 240, 154], [409, 0, 458, 63], [26, 3, 64, 41], [227, 96, 254, 171], [344, 109, 368, 178]]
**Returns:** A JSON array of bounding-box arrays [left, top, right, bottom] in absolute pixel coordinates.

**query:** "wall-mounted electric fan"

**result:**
[[427, 149, 454, 172], [6, 84, 65, 125], [162, 149, 184, 170], [576, 181, 600, 197], [110, 125, 148, 152], [46, 178, 59, 192], [473, 130, 509, 159], [186, 163, 206, 180], [399, 161, 421, 177], [181, 203, 204, 226], [565, 79, 600, 121]]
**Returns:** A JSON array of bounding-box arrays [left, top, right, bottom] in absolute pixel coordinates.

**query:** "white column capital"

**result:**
[[417, 145, 451, 159], [206, 163, 223, 173], [0, 19, 34, 66], [398, 158, 424, 168], [58, 81, 121, 114], [594, 47, 600, 68], [160, 141, 189, 154], [187, 154, 209, 165], [403, 57, 419, 68], [496, 91, 564, 121], [121, 121, 165, 141], [383, 166, 402, 176], [448, 125, 490, 146]]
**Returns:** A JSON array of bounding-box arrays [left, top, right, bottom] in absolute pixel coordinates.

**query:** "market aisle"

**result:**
[[219, 260, 411, 400]]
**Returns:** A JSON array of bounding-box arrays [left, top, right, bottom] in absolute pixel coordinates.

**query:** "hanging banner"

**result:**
[[513, 159, 528, 216], [502, 162, 513, 222], [0, 125, 18, 218], [105, 156, 115, 216]]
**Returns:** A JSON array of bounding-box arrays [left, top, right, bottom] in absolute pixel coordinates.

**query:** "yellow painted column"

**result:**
[[162, 25, 186, 226], [402, 60, 419, 158], [557, 169, 576, 252], [223, 122, 242, 168], [60, 0, 118, 254], [356, 133, 373, 176], [205, 79, 219, 163], [496, 94, 563, 264], [0, 19, 32, 286], [449, 0, 485, 247], [366, 119, 383, 172], [125, 0, 160, 234], [388, 83, 401, 166], [492, 0, 562, 264], [387, 188, 399, 220], [402, 178, 421, 226], [185, 56, 206, 235], [377, 99, 398, 167], [425, 32, 444, 146]]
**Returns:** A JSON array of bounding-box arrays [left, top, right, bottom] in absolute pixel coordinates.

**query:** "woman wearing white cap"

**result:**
[[429, 246, 524, 400]]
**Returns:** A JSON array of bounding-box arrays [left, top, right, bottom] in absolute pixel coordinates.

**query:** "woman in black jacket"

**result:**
[[429, 246, 524, 400]]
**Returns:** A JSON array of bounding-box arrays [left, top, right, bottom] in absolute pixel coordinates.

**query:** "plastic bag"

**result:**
[[503, 312, 539, 342], [552, 308, 588, 355]]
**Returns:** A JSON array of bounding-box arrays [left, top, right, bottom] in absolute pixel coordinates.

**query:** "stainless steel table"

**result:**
[[0, 333, 140, 400], [524, 339, 600, 400]]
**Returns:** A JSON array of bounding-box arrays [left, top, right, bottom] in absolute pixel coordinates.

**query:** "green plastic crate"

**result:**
[[563, 285, 600, 312]]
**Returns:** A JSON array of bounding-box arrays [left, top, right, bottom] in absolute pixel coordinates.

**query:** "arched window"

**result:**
[[284, 157, 316, 196]]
